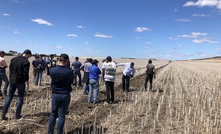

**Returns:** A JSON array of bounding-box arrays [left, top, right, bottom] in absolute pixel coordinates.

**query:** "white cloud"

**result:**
[[177, 34, 196, 38], [178, 44, 183, 47], [184, 0, 221, 9], [192, 32, 208, 36], [94, 33, 113, 38], [55, 46, 64, 49], [145, 42, 151, 44], [176, 19, 192, 22], [135, 27, 151, 32], [177, 32, 208, 38], [67, 34, 78, 37], [192, 38, 219, 44], [13, 29, 20, 34], [192, 14, 209, 17], [76, 25, 86, 29], [2, 13, 10, 16], [31, 18, 53, 26]]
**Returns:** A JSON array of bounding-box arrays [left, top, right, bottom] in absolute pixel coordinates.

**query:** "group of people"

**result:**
[[0, 49, 156, 134]]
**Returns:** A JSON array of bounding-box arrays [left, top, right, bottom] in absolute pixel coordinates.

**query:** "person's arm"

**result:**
[[98, 68, 101, 74], [153, 66, 156, 78], [24, 61, 30, 90], [80, 64, 84, 71], [116, 63, 127, 67], [0, 58, 8, 68], [131, 68, 136, 77]]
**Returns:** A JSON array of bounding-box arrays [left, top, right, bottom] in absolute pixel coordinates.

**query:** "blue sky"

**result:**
[[0, 0, 221, 60]]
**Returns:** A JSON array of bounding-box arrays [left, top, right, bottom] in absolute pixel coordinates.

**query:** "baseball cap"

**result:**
[[0, 51, 5, 54], [106, 56, 112, 61], [92, 59, 99, 64], [60, 53, 69, 60], [23, 49, 32, 55]]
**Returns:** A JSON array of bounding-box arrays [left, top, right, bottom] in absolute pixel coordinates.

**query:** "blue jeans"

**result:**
[[88, 79, 99, 103], [48, 93, 70, 134], [2, 82, 25, 118], [0, 73, 9, 96], [35, 71, 43, 85], [84, 83, 89, 93], [73, 70, 82, 85]]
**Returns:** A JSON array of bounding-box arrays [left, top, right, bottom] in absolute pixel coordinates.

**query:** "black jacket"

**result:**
[[9, 56, 30, 84]]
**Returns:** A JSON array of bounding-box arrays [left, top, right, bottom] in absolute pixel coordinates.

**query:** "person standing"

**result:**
[[31, 55, 39, 83], [71, 57, 82, 87], [101, 59, 106, 82], [35, 55, 45, 86], [88, 59, 101, 104], [46, 54, 57, 75], [103, 56, 117, 104], [2, 49, 32, 120], [117, 62, 136, 92], [48, 54, 73, 134], [0, 51, 9, 96], [144, 59, 155, 91], [81, 58, 92, 94]]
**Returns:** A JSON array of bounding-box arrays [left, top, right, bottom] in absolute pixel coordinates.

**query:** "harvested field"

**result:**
[[0, 57, 220, 134]]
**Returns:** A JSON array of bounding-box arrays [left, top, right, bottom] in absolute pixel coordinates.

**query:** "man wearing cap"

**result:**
[[0, 51, 9, 96], [46, 54, 57, 75], [102, 56, 117, 104], [80, 58, 92, 94], [71, 56, 82, 87], [48, 53, 73, 134], [2, 49, 32, 120], [117, 62, 136, 92], [88, 59, 101, 104], [144, 59, 155, 91]]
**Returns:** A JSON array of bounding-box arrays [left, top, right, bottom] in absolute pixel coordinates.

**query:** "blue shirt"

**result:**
[[50, 65, 74, 94], [89, 65, 101, 80], [71, 61, 82, 71]]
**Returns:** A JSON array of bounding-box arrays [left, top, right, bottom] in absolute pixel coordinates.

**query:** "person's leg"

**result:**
[[84, 83, 89, 94], [144, 75, 149, 90], [110, 82, 115, 103], [149, 75, 153, 90], [48, 94, 60, 134], [122, 74, 126, 91], [73, 71, 77, 85], [35, 71, 39, 85], [88, 79, 93, 103], [125, 76, 130, 92], [1, 74, 9, 96], [38, 71, 43, 86], [57, 94, 70, 134], [0, 78, 2, 96], [93, 80, 99, 103], [78, 71, 82, 86], [2, 83, 17, 119], [16, 82, 25, 118], [105, 81, 111, 103]]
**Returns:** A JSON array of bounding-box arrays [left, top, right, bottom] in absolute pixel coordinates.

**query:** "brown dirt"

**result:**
[[0, 73, 153, 134]]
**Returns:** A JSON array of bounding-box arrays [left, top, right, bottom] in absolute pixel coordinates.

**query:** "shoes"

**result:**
[[78, 84, 83, 87], [15, 115, 22, 119], [2, 116, 8, 120]]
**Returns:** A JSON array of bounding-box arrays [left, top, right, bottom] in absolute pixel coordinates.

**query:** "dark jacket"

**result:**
[[9, 56, 30, 84], [50, 65, 74, 94]]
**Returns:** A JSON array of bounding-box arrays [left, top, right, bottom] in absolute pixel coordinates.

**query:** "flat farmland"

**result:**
[[0, 56, 220, 134]]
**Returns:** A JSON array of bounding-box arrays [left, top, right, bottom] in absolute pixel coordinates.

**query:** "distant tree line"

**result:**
[[4, 50, 57, 57]]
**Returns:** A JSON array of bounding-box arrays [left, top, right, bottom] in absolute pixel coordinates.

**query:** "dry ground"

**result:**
[[2, 56, 219, 134], [0, 56, 168, 134]]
